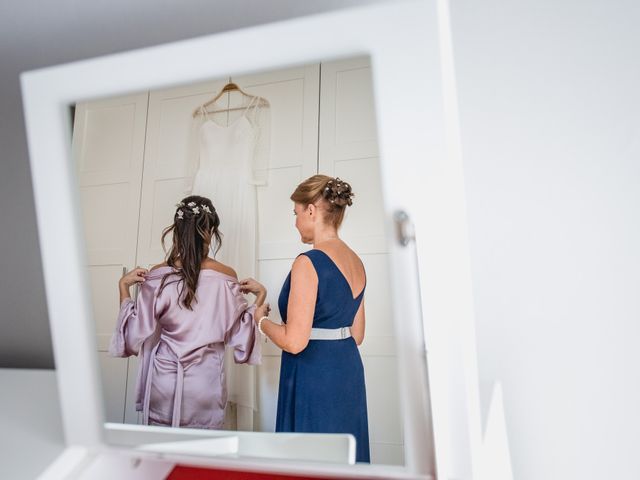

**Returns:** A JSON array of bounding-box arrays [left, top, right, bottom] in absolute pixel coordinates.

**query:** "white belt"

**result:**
[[309, 326, 351, 340]]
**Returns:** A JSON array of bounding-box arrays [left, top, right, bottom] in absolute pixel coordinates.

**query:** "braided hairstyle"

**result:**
[[160, 195, 222, 309], [290, 174, 354, 228]]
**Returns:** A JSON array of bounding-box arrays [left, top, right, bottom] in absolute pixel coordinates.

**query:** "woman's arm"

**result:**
[[110, 268, 157, 357], [350, 298, 365, 345], [239, 278, 267, 306], [119, 267, 148, 304], [259, 255, 316, 354]]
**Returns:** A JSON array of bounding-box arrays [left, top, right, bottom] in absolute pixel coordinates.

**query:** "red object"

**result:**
[[167, 465, 338, 480]]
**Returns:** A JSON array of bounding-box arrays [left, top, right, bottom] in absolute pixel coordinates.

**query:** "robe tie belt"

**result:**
[[142, 343, 185, 427]]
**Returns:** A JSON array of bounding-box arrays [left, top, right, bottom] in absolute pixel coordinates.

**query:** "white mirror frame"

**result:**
[[21, 1, 482, 478]]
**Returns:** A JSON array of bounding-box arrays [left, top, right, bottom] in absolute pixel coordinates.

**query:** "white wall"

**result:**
[[450, 0, 640, 478]]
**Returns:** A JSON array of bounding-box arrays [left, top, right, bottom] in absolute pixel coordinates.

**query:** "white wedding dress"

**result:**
[[189, 94, 269, 431]]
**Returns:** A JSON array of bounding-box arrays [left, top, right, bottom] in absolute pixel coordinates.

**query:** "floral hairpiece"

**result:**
[[324, 177, 353, 205], [175, 202, 215, 219]]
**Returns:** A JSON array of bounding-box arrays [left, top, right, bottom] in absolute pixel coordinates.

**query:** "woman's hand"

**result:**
[[119, 267, 148, 288], [118, 267, 147, 304], [239, 278, 266, 296], [255, 303, 271, 324]]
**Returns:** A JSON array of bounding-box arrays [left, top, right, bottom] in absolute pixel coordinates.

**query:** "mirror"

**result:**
[[70, 56, 405, 466], [21, 1, 482, 477]]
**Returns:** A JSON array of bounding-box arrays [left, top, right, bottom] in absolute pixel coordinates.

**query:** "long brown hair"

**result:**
[[290, 174, 354, 228], [159, 195, 222, 309]]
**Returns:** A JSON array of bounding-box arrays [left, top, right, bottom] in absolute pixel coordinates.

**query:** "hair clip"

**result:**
[[192, 206, 200, 214], [177, 210, 184, 220], [187, 202, 196, 208], [201, 204, 211, 213]]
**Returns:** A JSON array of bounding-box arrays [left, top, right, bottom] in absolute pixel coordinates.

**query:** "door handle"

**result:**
[[393, 210, 415, 247]]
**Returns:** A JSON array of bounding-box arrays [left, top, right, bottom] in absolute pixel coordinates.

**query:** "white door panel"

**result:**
[[334, 157, 387, 254], [320, 57, 403, 464], [257, 166, 307, 260], [319, 57, 379, 170], [72, 93, 149, 426], [98, 352, 129, 423], [89, 265, 129, 350], [256, 355, 282, 432]]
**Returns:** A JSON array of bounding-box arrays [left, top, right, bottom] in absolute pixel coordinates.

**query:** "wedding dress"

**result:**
[[189, 94, 270, 430]]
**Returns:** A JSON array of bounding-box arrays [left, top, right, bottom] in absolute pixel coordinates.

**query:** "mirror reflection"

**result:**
[[71, 56, 403, 465]]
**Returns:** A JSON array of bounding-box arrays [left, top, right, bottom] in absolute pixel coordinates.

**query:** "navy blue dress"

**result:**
[[275, 249, 370, 463]]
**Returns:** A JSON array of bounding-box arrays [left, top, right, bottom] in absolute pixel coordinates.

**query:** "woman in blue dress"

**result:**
[[251, 174, 370, 463]]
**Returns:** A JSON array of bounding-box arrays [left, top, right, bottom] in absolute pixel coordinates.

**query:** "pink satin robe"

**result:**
[[108, 266, 261, 429]]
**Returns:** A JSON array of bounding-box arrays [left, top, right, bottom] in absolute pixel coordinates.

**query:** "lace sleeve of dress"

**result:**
[[224, 280, 262, 365], [108, 281, 159, 357], [248, 101, 270, 186]]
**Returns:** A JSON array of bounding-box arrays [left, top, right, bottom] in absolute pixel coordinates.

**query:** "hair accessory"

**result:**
[[175, 200, 215, 221], [323, 177, 354, 207]]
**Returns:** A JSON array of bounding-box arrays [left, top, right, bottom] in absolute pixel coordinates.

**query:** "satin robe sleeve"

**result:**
[[224, 280, 262, 365], [108, 281, 159, 357]]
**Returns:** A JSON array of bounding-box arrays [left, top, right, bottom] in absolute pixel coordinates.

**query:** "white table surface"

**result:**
[[0, 369, 413, 479], [0, 368, 66, 479]]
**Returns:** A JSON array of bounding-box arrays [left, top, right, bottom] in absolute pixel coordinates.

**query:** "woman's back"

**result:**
[[110, 263, 260, 428], [277, 243, 365, 329], [146, 266, 248, 355], [315, 241, 366, 296], [276, 244, 370, 462]]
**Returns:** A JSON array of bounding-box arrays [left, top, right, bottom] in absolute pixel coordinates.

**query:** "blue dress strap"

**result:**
[[297, 249, 330, 271], [299, 249, 347, 282]]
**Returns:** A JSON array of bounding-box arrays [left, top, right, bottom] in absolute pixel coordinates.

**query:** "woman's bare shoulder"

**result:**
[[201, 258, 238, 279], [291, 253, 317, 281]]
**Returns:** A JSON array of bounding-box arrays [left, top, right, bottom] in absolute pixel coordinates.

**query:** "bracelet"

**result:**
[[258, 316, 269, 336]]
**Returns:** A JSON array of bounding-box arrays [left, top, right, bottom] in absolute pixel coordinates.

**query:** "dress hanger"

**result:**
[[193, 82, 269, 117]]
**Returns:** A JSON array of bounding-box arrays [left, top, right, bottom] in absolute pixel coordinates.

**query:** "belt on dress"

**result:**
[[309, 326, 352, 340]]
